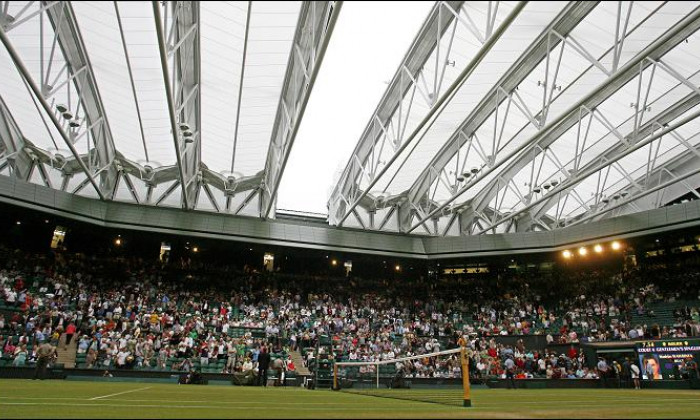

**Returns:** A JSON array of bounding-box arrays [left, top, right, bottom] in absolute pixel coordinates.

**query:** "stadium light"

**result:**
[[115, 237, 122, 246], [395, 265, 401, 271], [578, 247, 588, 256], [562, 250, 572, 259], [192, 246, 199, 253], [15, 221, 21, 225], [332, 259, 337, 266], [611, 241, 621, 250], [594, 244, 603, 253]]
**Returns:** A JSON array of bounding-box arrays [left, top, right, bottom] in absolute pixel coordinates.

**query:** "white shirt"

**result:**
[[631, 364, 640, 378], [117, 351, 130, 365]]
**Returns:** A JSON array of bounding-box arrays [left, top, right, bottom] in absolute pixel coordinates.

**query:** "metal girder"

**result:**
[[408, 4, 700, 234], [475, 54, 700, 232], [576, 118, 700, 220], [475, 105, 700, 234], [455, 205, 552, 235], [113, 1, 149, 163], [0, 95, 33, 180], [153, 1, 201, 210], [327, 0, 465, 225], [402, 1, 598, 232], [43, 1, 119, 199], [567, 149, 700, 228], [330, 1, 527, 228], [171, 1, 200, 210], [524, 92, 700, 226], [260, 1, 342, 219], [571, 145, 700, 223], [0, 8, 104, 199]]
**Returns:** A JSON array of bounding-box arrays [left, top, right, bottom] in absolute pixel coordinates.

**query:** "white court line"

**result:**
[[0, 396, 406, 405], [0, 402, 418, 411], [2, 401, 700, 411], [89, 386, 152, 400], [4, 396, 700, 406]]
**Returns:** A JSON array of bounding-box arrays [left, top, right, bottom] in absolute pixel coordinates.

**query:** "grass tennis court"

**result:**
[[1, 380, 700, 418]]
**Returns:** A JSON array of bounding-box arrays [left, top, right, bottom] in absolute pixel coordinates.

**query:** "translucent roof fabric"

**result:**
[[0, 0, 312, 216], [200, 1, 301, 177], [2, 1, 700, 236]]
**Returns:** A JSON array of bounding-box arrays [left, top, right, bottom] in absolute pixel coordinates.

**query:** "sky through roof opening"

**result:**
[[276, 1, 434, 215]]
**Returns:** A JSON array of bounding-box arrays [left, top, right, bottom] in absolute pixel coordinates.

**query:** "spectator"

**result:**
[[33, 340, 56, 380], [258, 347, 271, 387]]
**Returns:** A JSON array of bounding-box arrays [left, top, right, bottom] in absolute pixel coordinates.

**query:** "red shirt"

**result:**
[[66, 324, 77, 334]]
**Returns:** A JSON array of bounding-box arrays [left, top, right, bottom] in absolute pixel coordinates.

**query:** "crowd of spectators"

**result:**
[[1, 243, 700, 383]]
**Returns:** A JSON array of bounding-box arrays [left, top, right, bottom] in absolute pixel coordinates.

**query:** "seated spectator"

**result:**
[[12, 344, 27, 367]]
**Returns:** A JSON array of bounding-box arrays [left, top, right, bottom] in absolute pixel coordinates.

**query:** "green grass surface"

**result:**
[[1, 380, 700, 418]]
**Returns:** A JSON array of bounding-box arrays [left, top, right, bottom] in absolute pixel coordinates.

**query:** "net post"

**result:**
[[376, 362, 379, 389], [333, 363, 338, 390], [460, 346, 472, 408]]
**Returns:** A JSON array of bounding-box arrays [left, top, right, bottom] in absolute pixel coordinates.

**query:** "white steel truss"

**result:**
[[0, 0, 118, 200], [406, 3, 700, 235], [0, 95, 33, 181], [401, 1, 600, 233], [0, 1, 336, 218], [153, 0, 200, 210], [327, 1, 700, 237], [260, 1, 342, 218], [328, 1, 526, 227], [2, 1, 700, 237], [454, 24, 700, 235]]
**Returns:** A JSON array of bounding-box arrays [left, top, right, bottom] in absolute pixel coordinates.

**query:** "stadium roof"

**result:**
[[1, 1, 700, 238]]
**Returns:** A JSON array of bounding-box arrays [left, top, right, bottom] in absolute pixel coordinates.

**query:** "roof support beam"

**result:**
[[408, 4, 700, 233], [114, 1, 150, 163], [569, 122, 700, 219], [153, 1, 200, 210], [0, 14, 104, 199], [43, 1, 119, 199], [260, 1, 343, 219], [568, 155, 700, 227], [474, 105, 700, 234], [404, 2, 598, 229], [327, 1, 468, 223], [0, 95, 34, 180], [228, 1, 251, 175], [329, 2, 527, 226], [327, 0, 466, 226], [526, 92, 700, 226], [578, 152, 700, 221]]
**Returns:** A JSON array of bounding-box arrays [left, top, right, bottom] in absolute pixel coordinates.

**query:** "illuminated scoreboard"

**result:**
[[636, 339, 700, 380]]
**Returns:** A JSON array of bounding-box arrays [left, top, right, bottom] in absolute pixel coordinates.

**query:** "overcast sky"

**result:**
[[276, 1, 434, 215]]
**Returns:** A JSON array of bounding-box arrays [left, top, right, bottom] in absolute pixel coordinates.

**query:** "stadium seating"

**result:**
[[1, 242, 699, 382]]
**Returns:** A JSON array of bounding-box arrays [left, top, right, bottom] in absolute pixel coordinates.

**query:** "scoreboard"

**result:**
[[636, 339, 700, 380]]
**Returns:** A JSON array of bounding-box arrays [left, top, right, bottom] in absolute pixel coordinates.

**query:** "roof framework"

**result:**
[[328, 1, 700, 236], [0, 0, 339, 216], [1, 1, 700, 238]]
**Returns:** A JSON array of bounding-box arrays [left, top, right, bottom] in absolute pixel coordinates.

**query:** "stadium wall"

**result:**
[[1, 175, 699, 259]]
